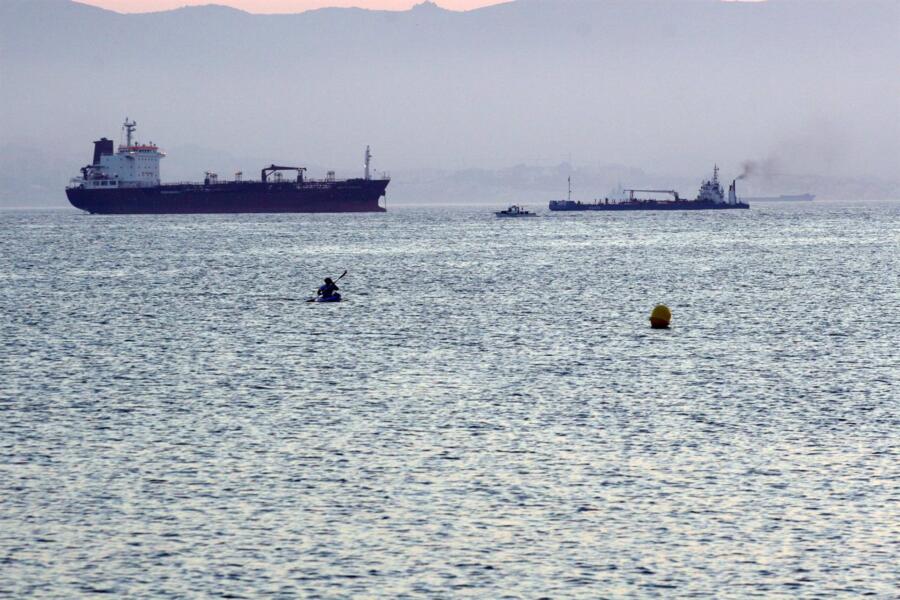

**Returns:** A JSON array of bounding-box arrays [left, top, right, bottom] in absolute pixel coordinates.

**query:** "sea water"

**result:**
[[1, 202, 898, 597]]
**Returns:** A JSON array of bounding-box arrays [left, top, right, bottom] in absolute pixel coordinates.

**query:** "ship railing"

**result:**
[[97, 181, 160, 189], [161, 181, 253, 187], [162, 178, 389, 187]]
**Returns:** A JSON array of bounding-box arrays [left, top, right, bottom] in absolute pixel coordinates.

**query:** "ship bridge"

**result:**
[[71, 118, 165, 190]]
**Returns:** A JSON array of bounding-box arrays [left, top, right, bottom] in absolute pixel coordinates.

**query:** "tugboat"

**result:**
[[66, 118, 390, 214], [548, 166, 749, 211], [495, 205, 537, 217]]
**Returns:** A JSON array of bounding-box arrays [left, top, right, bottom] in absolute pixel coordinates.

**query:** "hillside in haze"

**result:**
[[1, 0, 898, 205]]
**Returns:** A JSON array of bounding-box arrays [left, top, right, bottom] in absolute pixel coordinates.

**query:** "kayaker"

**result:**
[[318, 277, 339, 299]]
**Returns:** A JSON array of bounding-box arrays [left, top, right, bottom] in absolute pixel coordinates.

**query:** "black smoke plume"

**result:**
[[738, 158, 781, 181]]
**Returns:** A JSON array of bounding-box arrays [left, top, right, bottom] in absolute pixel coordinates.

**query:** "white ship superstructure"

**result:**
[[71, 118, 165, 190], [696, 165, 740, 205], [696, 165, 719, 203]]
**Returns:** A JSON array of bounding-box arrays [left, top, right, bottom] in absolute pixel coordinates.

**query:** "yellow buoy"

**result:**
[[650, 304, 671, 329]]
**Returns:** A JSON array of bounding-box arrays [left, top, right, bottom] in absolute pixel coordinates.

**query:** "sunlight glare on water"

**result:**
[[1, 202, 898, 597]]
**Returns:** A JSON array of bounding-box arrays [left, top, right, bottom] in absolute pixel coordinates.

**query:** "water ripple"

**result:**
[[1, 203, 898, 597]]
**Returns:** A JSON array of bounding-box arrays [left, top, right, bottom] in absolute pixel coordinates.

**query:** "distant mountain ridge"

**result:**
[[1, 0, 898, 205]]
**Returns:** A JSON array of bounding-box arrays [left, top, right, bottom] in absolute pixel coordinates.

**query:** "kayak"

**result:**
[[307, 293, 342, 303]]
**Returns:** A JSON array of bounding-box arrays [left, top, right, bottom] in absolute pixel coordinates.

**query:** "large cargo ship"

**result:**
[[66, 119, 389, 214], [549, 166, 749, 211]]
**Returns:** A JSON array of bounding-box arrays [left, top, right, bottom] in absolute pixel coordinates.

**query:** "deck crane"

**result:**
[[624, 189, 681, 201]]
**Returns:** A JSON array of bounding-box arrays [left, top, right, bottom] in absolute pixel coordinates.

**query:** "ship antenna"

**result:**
[[123, 117, 137, 148], [365, 145, 372, 180]]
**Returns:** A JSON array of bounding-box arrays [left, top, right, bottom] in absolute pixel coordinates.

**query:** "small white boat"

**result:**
[[495, 204, 537, 217]]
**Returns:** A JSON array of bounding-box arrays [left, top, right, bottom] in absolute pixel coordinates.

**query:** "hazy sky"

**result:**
[[80, 0, 505, 13], [3, 0, 895, 203]]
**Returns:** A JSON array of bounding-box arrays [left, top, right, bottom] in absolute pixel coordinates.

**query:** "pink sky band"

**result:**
[[78, 0, 507, 14]]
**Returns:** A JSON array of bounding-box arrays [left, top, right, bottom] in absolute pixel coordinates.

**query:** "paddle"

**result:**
[[306, 270, 348, 302]]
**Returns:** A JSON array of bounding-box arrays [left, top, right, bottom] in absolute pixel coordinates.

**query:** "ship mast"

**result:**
[[568, 176, 572, 202], [123, 118, 137, 148], [364, 145, 372, 180]]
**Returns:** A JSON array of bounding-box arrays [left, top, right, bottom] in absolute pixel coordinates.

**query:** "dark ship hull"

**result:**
[[67, 179, 389, 214], [549, 200, 749, 211]]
